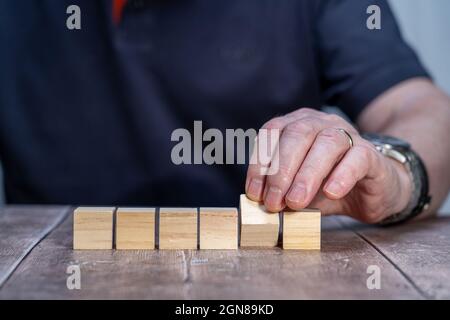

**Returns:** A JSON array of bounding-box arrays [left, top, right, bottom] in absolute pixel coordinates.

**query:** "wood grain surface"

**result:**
[[199, 208, 238, 250], [0, 206, 70, 288], [116, 208, 155, 250], [73, 207, 114, 250], [283, 209, 321, 250], [338, 215, 450, 299], [159, 208, 198, 250]]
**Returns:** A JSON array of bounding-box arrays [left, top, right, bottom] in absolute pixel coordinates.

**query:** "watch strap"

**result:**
[[378, 148, 431, 226]]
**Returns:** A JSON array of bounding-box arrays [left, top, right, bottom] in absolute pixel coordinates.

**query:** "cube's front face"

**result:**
[[240, 224, 279, 248], [73, 211, 113, 250], [283, 212, 321, 250], [159, 210, 198, 250], [200, 208, 238, 249], [116, 211, 155, 250]]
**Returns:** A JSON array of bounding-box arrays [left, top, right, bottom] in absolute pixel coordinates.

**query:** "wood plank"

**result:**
[[0, 206, 69, 288], [116, 208, 155, 250], [73, 207, 114, 250], [0, 216, 191, 299], [240, 194, 280, 248], [283, 209, 321, 250], [0, 214, 422, 299], [339, 215, 450, 299], [199, 207, 238, 250], [159, 208, 197, 250]]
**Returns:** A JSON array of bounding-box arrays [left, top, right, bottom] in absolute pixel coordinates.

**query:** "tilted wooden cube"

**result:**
[[73, 207, 114, 250], [116, 208, 155, 250], [159, 208, 198, 249], [283, 209, 321, 250], [240, 194, 280, 248], [199, 207, 238, 249]]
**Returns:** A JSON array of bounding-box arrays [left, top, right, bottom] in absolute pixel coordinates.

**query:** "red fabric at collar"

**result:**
[[113, 0, 127, 24]]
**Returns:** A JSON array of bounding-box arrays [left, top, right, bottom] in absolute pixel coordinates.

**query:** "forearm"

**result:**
[[358, 78, 450, 215]]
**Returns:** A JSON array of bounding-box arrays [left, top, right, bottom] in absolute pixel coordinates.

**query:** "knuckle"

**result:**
[[276, 162, 296, 179], [300, 162, 319, 176], [267, 170, 292, 189], [263, 117, 285, 130], [317, 128, 345, 147], [325, 113, 345, 123], [285, 118, 317, 138], [300, 107, 316, 113], [298, 107, 321, 117]]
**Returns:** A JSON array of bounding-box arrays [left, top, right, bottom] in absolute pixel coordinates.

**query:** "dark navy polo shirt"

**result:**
[[0, 0, 428, 206]]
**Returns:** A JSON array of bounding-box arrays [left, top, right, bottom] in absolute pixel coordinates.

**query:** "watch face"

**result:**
[[362, 133, 411, 149]]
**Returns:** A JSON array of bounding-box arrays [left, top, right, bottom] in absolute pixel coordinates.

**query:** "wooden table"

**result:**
[[0, 206, 449, 299]]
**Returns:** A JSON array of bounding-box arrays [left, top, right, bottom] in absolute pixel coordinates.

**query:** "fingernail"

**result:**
[[325, 181, 342, 196], [247, 178, 264, 200], [287, 183, 307, 204], [265, 186, 283, 206]]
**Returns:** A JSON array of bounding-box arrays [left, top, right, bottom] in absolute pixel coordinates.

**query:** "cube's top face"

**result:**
[[200, 208, 238, 217], [116, 207, 155, 214], [283, 211, 321, 227], [159, 208, 197, 217], [283, 208, 320, 214], [200, 207, 237, 212], [159, 208, 197, 214], [74, 207, 115, 214], [239, 194, 279, 225]]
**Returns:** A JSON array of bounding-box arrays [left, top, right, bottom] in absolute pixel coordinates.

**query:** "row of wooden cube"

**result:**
[[73, 195, 321, 250]]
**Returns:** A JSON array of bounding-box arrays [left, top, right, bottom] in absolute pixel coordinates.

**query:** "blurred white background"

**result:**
[[0, 1, 449, 211], [389, 0, 450, 95]]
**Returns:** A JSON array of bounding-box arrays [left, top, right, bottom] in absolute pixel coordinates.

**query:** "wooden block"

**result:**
[[159, 208, 197, 249], [239, 194, 280, 248], [116, 208, 155, 250], [73, 207, 114, 250], [283, 209, 321, 250], [200, 207, 238, 249]]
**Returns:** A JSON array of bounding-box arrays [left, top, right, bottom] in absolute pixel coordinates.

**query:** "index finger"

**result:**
[[245, 117, 287, 201]]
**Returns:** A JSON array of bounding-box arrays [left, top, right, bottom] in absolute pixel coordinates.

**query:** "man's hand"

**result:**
[[245, 108, 412, 223]]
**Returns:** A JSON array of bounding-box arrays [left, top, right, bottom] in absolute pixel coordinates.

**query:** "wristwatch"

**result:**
[[361, 133, 432, 226]]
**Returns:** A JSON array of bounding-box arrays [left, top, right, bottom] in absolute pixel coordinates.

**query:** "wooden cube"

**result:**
[[199, 207, 238, 249], [116, 208, 155, 250], [240, 194, 280, 248], [283, 209, 321, 250], [73, 207, 114, 250], [159, 208, 198, 249]]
